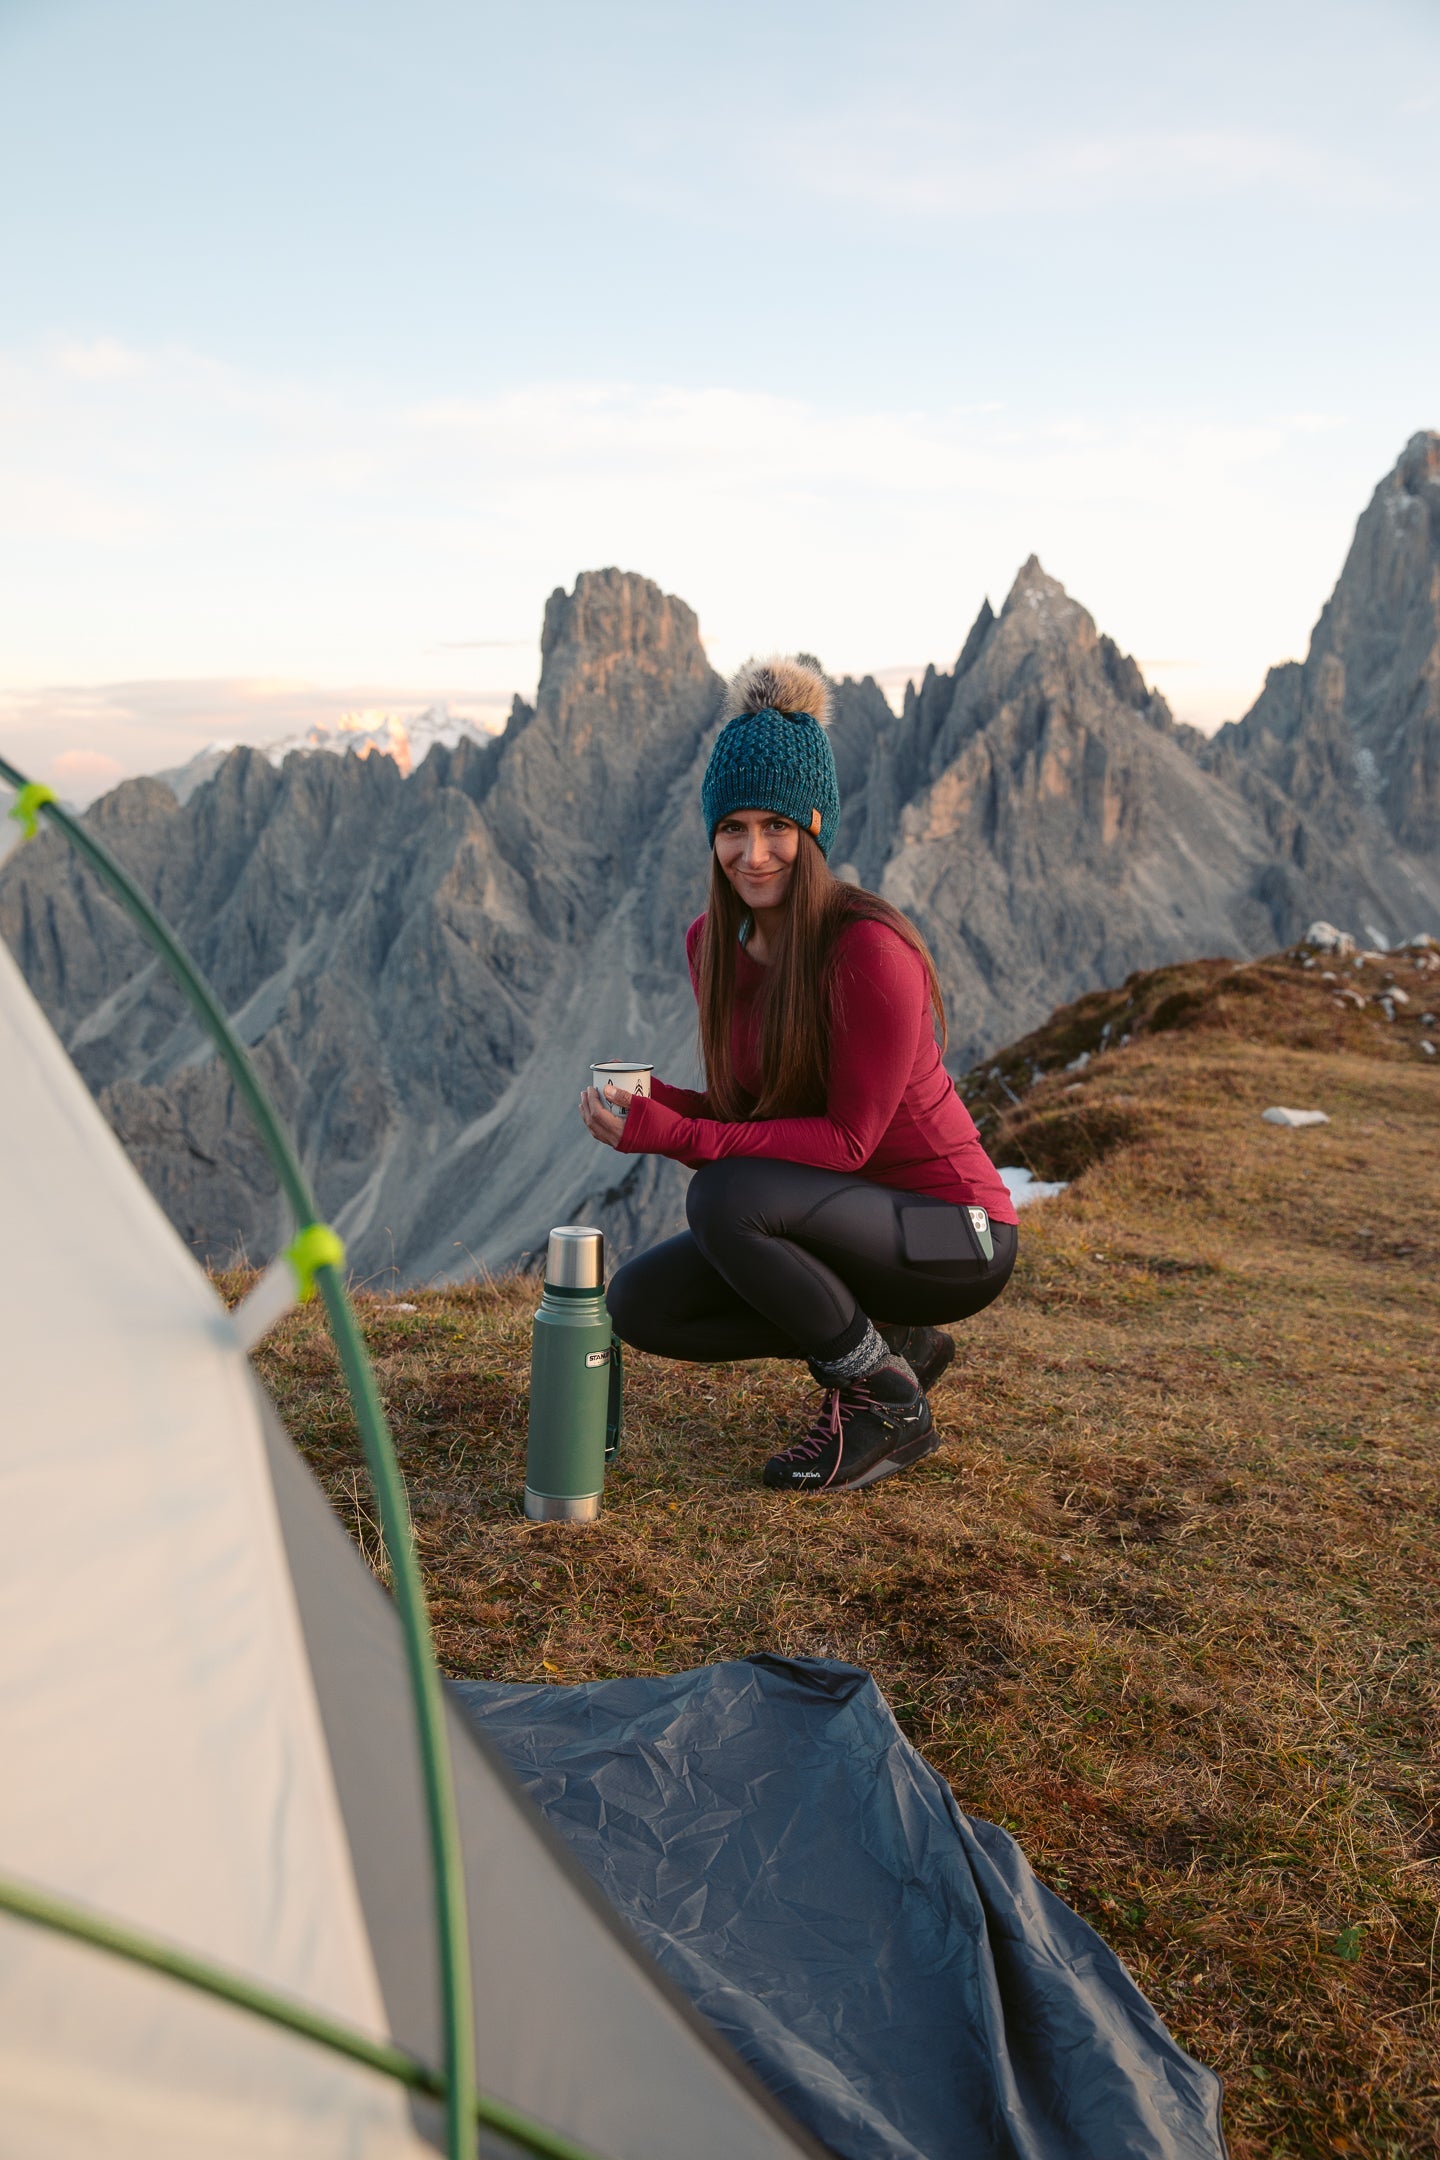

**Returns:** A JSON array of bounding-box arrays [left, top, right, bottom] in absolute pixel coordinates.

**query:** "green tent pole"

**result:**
[[0, 758, 477, 2160], [0, 1873, 606, 2160]]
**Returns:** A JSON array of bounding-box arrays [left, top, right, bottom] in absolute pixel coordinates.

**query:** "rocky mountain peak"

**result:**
[[953, 598, 997, 679], [1204, 428, 1440, 875], [998, 556, 1094, 644], [829, 558, 1179, 892], [452, 571, 724, 941], [527, 568, 718, 771], [971, 559, 1177, 743], [1396, 427, 1440, 500], [540, 567, 706, 674]]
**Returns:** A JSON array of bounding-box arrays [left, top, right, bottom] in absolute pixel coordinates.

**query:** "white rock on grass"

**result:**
[[998, 1165, 1070, 1206], [1262, 1107, 1331, 1128], [1304, 921, 1356, 956]]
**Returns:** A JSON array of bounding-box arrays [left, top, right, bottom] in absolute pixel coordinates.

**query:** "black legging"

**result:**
[[607, 1158, 1017, 1365]]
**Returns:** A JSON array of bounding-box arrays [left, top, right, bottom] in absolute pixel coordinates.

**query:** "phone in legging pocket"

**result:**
[[900, 1203, 991, 1277]]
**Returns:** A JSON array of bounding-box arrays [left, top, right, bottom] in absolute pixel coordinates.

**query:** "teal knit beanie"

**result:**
[[701, 656, 840, 857]]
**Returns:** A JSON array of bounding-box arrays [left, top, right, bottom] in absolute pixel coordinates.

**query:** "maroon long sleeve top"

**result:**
[[617, 914, 1018, 1225]]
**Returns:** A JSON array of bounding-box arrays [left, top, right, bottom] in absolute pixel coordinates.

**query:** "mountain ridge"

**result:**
[[3, 440, 1437, 1278]]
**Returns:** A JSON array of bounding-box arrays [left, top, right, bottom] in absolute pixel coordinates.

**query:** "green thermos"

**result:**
[[524, 1226, 623, 1522]]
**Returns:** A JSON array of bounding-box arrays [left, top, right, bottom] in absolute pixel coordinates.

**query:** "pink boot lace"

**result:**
[[773, 1382, 884, 1489]]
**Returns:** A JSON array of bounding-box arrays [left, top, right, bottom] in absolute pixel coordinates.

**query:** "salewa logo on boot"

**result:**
[[762, 1375, 939, 1494]]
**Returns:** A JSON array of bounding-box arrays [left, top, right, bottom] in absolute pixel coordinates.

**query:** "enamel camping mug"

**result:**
[[524, 1226, 623, 1523], [590, 1061, 653, 1115]]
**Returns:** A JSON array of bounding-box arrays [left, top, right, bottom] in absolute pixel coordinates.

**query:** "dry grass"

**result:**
[[237, 943, 1440, 2160]]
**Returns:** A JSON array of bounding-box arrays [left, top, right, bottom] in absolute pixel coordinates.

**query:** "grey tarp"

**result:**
[[456, 1658, 1227, 2160]]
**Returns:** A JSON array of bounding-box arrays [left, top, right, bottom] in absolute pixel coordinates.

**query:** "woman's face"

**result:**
[[714, 808, 801, 911]]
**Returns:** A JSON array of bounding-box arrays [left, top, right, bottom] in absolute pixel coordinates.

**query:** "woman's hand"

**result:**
[[579, 1082, 634, 1149]]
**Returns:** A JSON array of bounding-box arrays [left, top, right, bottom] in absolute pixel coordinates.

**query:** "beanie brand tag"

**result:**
[[808, 808, 822, 837]]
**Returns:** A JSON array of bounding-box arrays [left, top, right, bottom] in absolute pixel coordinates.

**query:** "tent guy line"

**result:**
[[0, 755, 480, 2160]]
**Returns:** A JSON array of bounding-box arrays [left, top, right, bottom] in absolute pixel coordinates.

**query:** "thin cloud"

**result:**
[[784, 125, 1402, 219], [55, 338, 147, 382], [52, 748, 125, 788]]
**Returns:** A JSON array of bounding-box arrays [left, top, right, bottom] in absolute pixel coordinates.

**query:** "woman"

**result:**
[[579, 656, 1018, 1493]]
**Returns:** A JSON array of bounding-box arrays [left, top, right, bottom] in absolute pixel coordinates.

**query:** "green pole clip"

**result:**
[[287, 1222, 346, 1302], [8, 782, 57, 839]]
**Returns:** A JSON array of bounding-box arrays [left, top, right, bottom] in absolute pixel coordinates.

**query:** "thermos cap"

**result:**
[[545, 1224, 605, 1290]]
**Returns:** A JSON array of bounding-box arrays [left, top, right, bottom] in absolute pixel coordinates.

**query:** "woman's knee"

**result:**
[[606, 1237, 708, 1352], [605, 1254, 654, 1347], [685, 1157, 770, 1240]]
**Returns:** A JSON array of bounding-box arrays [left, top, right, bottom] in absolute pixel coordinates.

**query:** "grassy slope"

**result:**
[[244, 943, 1440, 2160]]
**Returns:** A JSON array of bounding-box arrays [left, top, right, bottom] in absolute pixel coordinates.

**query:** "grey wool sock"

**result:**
[[808, 1319, 918, 1393]]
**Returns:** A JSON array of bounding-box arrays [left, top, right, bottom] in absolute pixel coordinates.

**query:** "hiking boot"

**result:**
[[879, 1323, 955, 1393], [762, 1363, 939, 1493]]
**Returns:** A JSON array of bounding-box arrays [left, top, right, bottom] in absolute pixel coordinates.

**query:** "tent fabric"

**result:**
[[456, 1659, 1228, 2160]]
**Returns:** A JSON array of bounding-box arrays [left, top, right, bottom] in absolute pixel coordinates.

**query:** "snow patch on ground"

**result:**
[[998, 1165, 1069, 1206]]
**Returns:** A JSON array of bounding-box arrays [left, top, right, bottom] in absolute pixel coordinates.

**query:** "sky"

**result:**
[[1, 0, 1436, 800]]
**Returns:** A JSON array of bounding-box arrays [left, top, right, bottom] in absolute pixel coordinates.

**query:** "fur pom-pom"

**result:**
[[728, 654, 832, 727]]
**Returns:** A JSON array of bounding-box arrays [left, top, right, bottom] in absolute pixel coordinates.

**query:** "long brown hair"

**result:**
[[697, 835, 947, 1119]]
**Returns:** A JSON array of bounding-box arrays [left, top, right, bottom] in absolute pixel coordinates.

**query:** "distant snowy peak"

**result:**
[[158, 703, 500, 802], [262, 704, 495, 778]]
